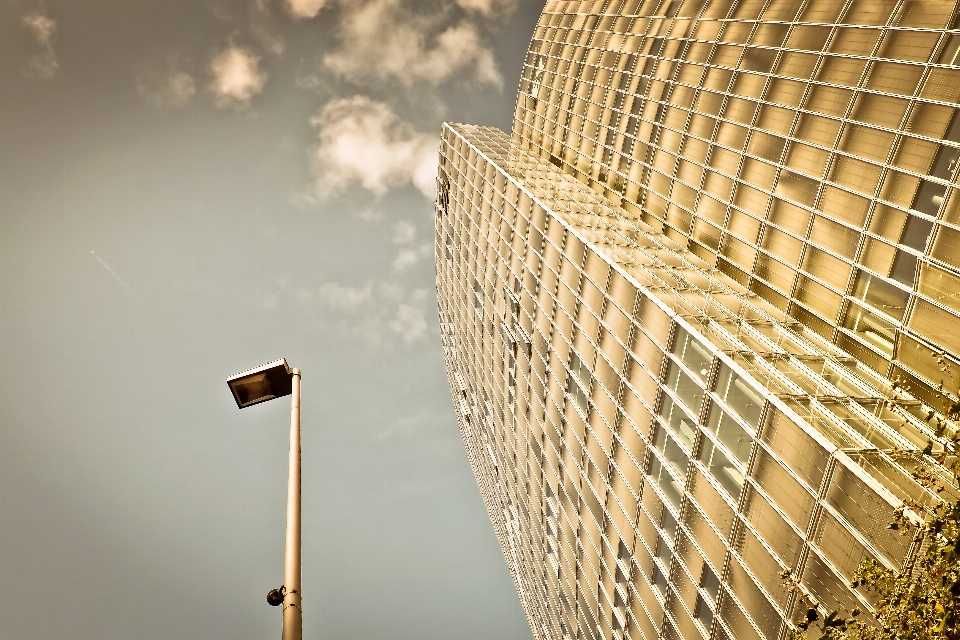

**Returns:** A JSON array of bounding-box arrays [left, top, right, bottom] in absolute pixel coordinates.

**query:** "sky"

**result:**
[[0, 1, 543, 638]]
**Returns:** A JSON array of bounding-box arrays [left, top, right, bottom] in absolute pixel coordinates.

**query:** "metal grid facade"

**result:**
[[436, 2, 960, 640]]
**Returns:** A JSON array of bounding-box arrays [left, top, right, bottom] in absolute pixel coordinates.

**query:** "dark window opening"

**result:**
[[851, 270, 908, 320], [910, 181, 947, 217], [890, 249, 919, 286]]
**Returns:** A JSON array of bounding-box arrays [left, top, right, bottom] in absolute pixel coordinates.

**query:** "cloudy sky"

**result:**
[[0, 1, 542, 638]]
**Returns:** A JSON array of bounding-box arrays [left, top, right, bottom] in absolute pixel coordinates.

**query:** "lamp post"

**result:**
[[227, 359, 302, 640]]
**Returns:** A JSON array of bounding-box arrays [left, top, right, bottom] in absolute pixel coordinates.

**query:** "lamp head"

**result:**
[[227, 359, 292, 409]]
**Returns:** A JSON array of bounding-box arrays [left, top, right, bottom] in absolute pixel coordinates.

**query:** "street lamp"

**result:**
[[227, 359, 302, 640]]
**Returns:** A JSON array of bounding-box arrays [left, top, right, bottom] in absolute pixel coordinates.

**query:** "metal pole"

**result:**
[[283, 369, 302, 640]]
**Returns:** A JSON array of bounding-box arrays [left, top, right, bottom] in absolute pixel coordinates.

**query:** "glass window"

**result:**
[[939, 34, 960, 66], [655, 534, 672, 562], [714, 363, 765, 427], [659, 393, 698, 448], [652, 561, 670, 594], [900, 214, 935, 250], [567, 350, 591, 411], [699, 437, 745, 500], [918, 261, 960, 316], [567, 373, 589, 412], [694, 593, 714, 628], [699, 562, 720, 599], [683, 501, 728, 571], [665, 361, 706, 415], [654, 424, 691, 477], [706, 403, 753, 464], [762, 408, 829, 491], [889, 248, 919, 286], [907, 298, 960, 356], [567, 351, 590, 413], [672, 326, 713, 381], [842, 301, 896, 355], [851, 270, 909, 321], [742, 486, 804, 567], [661, 507, 678, 541], [929, 142, 960, 182], [752, 451, 816, 529], [649, 454, 684, 510]]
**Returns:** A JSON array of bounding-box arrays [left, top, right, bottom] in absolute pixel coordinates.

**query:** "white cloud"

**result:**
[[289, 48, 322, 94], [392, 221, 416, 244], [285, 0, 329, 18], [309, 95, 437, 199], [455, 0, 515, 15], [393, 243, 432, 272], [251, 24, 286, 57], [22, 12, 55, 43], [317, 280, 432, 345], [21, 11, 58, 79], [389, 302, 428, 343], [390, 223, 435, 271], [319, 281, 372, 312], [208, 46, 267, 108], [138, 70, 197, 108], [358, 208, 384, 222], [321, 0, 502, 88], [375, 412, 425, 442]]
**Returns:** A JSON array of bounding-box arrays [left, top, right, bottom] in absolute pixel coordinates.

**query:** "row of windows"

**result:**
[[444, 124, 944, 520], [472, 122, 928, 420], [438, 127, 724, 636], [515, 3, 960, 409], [436, 124, 952, 640], [545, 0, 959, 29]]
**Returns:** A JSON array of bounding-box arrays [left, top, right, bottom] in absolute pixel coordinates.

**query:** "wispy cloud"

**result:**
[[388, 297, 429, 343], [321, 0, 502, 88], [21, 9, 58, 79], [393, 244, 433, 272], [319, 281, 373, 312], [455, 0, 516, 17], [208, 45, 267, 108], [138, 67, 197, 108], [392, 221, 416, 245], [285, 0, 329, 19], [374, 412, 426, 442], [263, 275, 432, 346], [314, 280, 431, 345], [309, 95, 437, 199], [390, 222, 433, 271]]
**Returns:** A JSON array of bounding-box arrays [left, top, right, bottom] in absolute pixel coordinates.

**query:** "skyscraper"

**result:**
[[435, 2, 960, 639]]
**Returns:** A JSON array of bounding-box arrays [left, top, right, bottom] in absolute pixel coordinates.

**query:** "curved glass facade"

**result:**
[[436, 2, 960, 640]]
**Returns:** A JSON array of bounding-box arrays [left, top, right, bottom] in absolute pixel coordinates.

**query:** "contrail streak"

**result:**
[[91, 251, 137, 299]]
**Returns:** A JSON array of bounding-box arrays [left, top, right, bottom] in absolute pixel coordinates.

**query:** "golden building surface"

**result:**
[[436, 2, 960, 639]]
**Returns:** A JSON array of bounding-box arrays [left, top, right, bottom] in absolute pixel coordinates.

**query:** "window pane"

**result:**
[[654, 425, 691, 476], [659, 394, 698, 447], [851, 270, 908, 321], [706, 403, 754, 464], [650, 455, 684, 510], [842, 302, 896, 355], [742, 486, 804, 567], [714, 363, 766, 427], [698, 438, 745, 500], [666, 361, 706, 415], [761, 409, 829, 491], [673, 326, 713, 381], [752, 451, 815, 529]]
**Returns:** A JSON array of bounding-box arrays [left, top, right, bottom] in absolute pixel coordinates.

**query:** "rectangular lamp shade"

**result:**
[[227, 359, 293, 408]]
